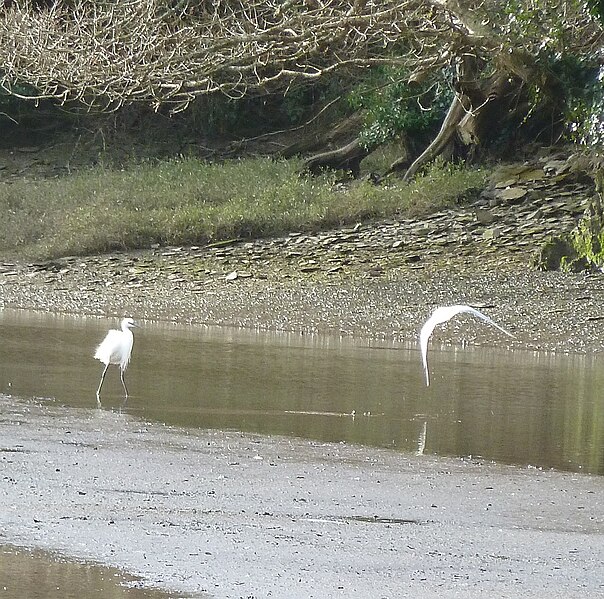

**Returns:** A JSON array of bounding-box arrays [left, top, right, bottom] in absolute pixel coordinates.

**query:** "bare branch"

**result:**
[[0, 0, 599, 112]]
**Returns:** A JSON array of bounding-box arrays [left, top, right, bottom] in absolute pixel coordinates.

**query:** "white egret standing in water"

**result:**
[[420, 305, 514, 386], [94, 317, 140, 398]]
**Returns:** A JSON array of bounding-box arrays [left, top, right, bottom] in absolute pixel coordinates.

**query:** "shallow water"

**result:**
[[0, 309, 602, 476], [0, 547, 176, 598]]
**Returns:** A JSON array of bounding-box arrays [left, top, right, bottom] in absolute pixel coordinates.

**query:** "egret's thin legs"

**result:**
[[120, 369, 129, 397], [94, 318, 139, 399], [96, 364, 109, 397]]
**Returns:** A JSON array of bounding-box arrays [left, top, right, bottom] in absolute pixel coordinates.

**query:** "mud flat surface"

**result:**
[[0, 396, 602, 599]]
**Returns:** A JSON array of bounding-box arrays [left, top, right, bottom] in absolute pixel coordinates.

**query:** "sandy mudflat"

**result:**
[[0, 396, 603, 599]]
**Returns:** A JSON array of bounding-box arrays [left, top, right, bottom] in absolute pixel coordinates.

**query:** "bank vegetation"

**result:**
[[0, 1, 603, 262]]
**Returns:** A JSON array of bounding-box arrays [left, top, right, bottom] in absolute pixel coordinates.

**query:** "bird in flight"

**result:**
[[94, 317, 140, 399], [420, 305, 514, 386]]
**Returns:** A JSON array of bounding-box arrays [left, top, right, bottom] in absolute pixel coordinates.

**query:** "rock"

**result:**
[[494, 178, 519, 189], [483, 227, 502, 240], [543, 159, 569, 175], [474, 208, 496, 225], [517, 168, 546, 182], [496, 187, 528, 202], [531, 236, 575, 271]]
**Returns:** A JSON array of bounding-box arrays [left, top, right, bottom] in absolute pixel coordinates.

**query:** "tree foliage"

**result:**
[[0, 0, 453, 111], [1, 0, 603, 181], [347, 66, 453, 148]]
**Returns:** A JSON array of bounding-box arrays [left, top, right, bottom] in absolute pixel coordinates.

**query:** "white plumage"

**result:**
[[419, 305, 514, 386], [94, 317, 139, 398]]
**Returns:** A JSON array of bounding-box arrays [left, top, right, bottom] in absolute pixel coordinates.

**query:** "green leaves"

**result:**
[[587, 0, 604, 24], [347, 67, 452, 148]]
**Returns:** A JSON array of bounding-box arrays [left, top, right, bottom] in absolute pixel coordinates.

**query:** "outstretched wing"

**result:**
[[462, 306, 515, 339], [419, 305, 514, 387]]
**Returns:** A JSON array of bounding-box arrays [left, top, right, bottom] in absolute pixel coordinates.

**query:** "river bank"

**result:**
[[1, 154, 604, 352], [1, 155, 604, 598]]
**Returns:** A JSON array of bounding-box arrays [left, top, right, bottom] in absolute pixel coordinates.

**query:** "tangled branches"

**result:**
[[0, 1, 600, 113], [0, 0, 465, 111]]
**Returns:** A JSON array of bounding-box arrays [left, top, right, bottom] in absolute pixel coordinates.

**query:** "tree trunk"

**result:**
[[397, 55, 478, 181], [281, 112, 365, 158], [303, 138, 370, 177], [457, 73, 523, 151], [397, 94, 468, 181], [394, 69, 526, 181], [278, 111, 369, 177]]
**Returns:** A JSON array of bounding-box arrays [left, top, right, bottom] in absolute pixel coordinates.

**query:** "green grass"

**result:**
[[0, 157, 486, 259]]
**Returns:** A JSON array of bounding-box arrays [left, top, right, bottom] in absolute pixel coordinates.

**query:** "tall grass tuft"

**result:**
[[0, 157, 486, 259]]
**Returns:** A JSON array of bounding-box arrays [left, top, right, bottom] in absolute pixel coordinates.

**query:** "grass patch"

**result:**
[[0, 157, 486, 259]]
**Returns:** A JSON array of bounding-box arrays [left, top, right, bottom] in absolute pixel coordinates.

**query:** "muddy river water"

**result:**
[[0, 309, 603, 597], [1, 309, 602, 474]]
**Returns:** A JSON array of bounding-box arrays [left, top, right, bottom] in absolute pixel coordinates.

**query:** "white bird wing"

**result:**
[[94, 329, 128, 366], [461, 306, 515, 339], [419, 315, 439, 386], [419, 305, 514, 387]]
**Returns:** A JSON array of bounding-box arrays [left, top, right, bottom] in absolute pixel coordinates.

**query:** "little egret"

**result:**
[[420, 305, 514, 386], [94, 317, 140, 398]]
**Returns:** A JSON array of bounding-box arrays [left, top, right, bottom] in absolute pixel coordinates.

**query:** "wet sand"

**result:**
[[1, 395, 603, 598]]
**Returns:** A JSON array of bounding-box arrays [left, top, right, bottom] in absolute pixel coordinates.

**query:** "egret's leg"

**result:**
[[120, 369, 129, 397], [96, 364, 109, 398]]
